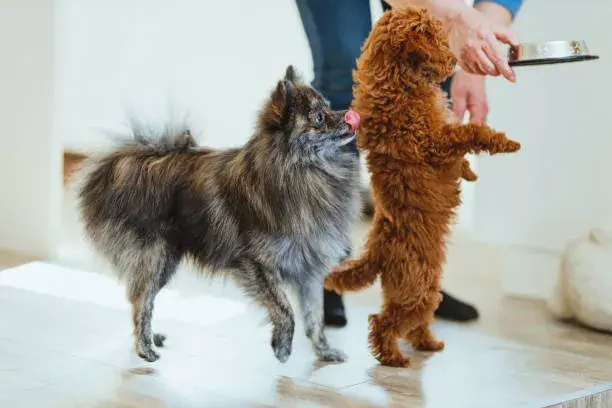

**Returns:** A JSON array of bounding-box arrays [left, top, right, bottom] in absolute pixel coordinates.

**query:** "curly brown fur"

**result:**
[[324, 8, 520, 367], [74, 66, 361, 364]]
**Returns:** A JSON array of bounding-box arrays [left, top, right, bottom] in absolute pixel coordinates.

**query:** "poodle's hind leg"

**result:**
[[368, 302, 422, 368], [324, 256, 379, 294], [405, 291, 445, 352], [407, 325, 445, 352]]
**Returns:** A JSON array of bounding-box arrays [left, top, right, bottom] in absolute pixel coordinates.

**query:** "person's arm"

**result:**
[[473, 0, 523, 22]]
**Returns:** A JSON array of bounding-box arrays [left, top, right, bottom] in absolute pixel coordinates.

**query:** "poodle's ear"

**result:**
[[389, 8, 456, 81]]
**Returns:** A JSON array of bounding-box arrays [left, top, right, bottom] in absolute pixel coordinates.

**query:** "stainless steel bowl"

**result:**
[[508, 40, 599, 66]]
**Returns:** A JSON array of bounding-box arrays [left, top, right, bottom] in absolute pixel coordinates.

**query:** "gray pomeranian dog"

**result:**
[[74, 66, 362, 363]]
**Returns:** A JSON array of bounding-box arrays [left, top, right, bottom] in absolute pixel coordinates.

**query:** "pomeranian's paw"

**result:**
[[318, 347, 347, 363], [271, 324, 294, 363], [153, 333, 166, 348], [136, 345, 160, 362]]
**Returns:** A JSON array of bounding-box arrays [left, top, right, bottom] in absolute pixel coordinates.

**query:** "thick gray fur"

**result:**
[[74, 67, 361, 363]]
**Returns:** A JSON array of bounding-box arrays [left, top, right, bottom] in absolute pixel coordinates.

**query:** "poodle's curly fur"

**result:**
[[324, 7, 521, 367]]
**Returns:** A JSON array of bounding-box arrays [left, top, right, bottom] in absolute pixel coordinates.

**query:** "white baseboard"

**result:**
[[500, 245, 562, 301]]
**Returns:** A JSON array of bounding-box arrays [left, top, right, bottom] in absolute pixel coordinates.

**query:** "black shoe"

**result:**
[[324, 289, 347, 327], [435, 290, 479, 322]]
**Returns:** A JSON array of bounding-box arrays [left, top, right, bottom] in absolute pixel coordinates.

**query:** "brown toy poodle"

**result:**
[[324, 7, 520, 368]]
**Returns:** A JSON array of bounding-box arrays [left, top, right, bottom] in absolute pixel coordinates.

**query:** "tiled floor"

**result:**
[[0, 188, 611, 407], [2, 244, 612, 407]]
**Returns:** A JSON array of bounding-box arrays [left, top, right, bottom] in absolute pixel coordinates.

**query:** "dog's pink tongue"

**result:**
[[344, 110, 360, 132]]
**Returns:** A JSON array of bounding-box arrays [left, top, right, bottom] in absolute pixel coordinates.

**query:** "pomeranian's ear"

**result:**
[[272, 78, 294, 111], [260, 76, 295, 132], [284, 65, 301, 83]]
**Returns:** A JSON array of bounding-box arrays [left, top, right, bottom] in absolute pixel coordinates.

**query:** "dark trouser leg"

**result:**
[[295, 0, 373, 327], [295, 0, 372, 111]]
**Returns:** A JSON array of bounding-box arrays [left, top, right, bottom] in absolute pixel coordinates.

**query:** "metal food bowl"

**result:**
[[508, 40, 600, 67]]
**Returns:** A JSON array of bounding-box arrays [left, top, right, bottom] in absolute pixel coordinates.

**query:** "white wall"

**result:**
[[55, 0, 384, 152], [0, 0, 61, 258], [475, 0, 611, 298], [10, 0, 602, 268], [54, 0, 484, 229]]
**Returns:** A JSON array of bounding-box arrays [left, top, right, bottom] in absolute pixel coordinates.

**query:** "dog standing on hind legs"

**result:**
[[324, 7, 521, 367], [74, 66, 362, 364]]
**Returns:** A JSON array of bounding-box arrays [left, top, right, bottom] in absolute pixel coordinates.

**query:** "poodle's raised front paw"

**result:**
[[489, 133, 521, 154], [498, 138, 521, 153]]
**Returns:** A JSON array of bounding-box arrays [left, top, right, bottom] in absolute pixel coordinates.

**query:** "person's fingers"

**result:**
[[459, 60, 485, 76], [494, 26, 519, 47], [468, 98, 488, 124], [472, 46, 498, 76], [458, 53, 477, 75], [452, 86, 468, 122], [459, 46, 490, 76], [469, 61, 488, 76], [466, 76, 488, 124], [482, 38, 514, 82]]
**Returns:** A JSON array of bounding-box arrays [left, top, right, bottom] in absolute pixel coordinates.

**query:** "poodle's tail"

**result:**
[[325, 256, 379, 294]]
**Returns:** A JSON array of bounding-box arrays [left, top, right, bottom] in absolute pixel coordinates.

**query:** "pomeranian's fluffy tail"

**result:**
[[71, 118, 200, 189], [111, 118, 198, 154], [70, 119, 203, 276]]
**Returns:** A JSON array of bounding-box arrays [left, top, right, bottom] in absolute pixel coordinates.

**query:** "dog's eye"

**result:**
[[314, 112, 325, 127]]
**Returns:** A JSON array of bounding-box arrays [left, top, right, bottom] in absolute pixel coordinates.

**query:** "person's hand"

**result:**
[[450, 69, 488, 123], [446, 5, 518, 82]]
